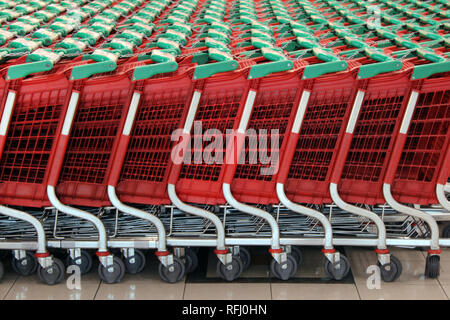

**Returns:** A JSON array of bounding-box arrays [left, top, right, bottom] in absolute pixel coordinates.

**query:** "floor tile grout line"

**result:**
[[353, 282, 362, 300], [93, 279, 103, 300], [3, 275, 19, 300], [437, 277, 450, 300], [182, 279, 187, 300], [269, 282, 273, 300]]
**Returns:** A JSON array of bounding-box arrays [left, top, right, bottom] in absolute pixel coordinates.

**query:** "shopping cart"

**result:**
[[0, 0, 446, 286], [383, 70, 450, 278], [0, 60, 90, 285]]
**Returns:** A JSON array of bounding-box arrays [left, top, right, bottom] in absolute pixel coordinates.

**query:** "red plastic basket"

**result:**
[[391, 76, 450, 205], [337, 64, 416, 205], [0, 63, 82, 207], [283, 62, 361, 204], [115, 64, 197, 205]]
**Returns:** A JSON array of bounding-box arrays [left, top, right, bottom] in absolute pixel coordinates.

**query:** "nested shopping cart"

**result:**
[[43, 60, 178, 284], [383, 70, 450, 278], [0, 59, 92, 284], [0, 0, 447, 286], [326, 60, 442, 279]]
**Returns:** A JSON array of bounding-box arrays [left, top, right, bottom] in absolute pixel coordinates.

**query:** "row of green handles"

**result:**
[[4, 0, 450, 81]]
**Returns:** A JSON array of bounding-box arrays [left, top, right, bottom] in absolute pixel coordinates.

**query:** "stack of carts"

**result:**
[[0, 0, 447, 285]]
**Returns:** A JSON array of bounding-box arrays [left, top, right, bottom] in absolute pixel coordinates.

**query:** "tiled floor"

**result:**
[[1, 247, 450, 300]]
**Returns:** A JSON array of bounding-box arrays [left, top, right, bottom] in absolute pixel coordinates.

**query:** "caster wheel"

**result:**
[[217, 256, 243, 282], [442, 224, 450, 238], [270, 255, 298, 281], [0, 261, 4, 281], [159, 256, 185, 283], [0, 250, 9, 260], [290, 246, 302, 266], [124, 249, 146, 274], [98, 256, 126, 284], [378, 255, 402, 282], [50, 249, 68, 260], [66, 250, 93, 275], [184, 248, 198, 274], [191, 247, 200, 254], [325, 254, 351, 281], [425, 254, 440, 278], [236, 247, 251, 270], [11, 251, 38, 276], [37, 258, 65, 285]]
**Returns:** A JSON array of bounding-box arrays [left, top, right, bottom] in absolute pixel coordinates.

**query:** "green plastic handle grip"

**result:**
[[357, 48, 402, 79], [411, 49, 450, 80], [7, 60, 54, 80], [193, 48, 238, 79], [248, 47, 293, 79], [302, 47, 347, 79], [70, 51, 118, 80], [132, 60, 178, 80]]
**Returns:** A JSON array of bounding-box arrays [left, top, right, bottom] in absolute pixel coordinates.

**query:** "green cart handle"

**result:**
[[418, 29, 444, 41], [70, 49, 118, 80], [303, 47, 347, 79], [193, 48, 238, 79], [375, 28, 397, 40], [394, 36, 420, 50], [357, 47, 402, 79], [210, 21, 231, 35], [296, 37, 319, 49], [251, 37, 276, 49], [133, 49, 178, 80], [248, 47, 293, 79], [411, 48, 450, 80], [7, 49, 61, 80], [343, 36, 368, 49], [7, 60, 53, 80]]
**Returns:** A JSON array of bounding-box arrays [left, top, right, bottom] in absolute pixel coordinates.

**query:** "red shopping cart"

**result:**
[[0, 60, 90, 284], [327, 61, 442, 280], [107, 62, 200, 283], [274, 60, 361, 281], [382, 71, 450, 278]]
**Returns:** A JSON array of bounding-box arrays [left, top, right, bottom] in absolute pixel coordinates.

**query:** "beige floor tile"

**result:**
[[0, 272, 18, 299], [271, 283, 360, 300], [5, 271, 100, 300], [184, 283, 271, 300], [95, 272, 185, 300], [357, 283, 447, 300], [438, 284, 450, 299], [435, 262, 450, 284]]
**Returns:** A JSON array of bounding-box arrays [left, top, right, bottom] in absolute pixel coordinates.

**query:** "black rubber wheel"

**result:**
[[425, 254, 440, 278], [11, 251, 38, 276], [442, 224, 450, 238], [237, 247, 251, 270], [216, 256, 243, 282], [98, 256, 126, 284], [0, 261, 4, 281], [270, 255, 298, 281], [290, 246, 303, 266], [324, 254, 351, 281], [0, 250, 9, 260], [184, 248, 198, 274], [191, 247, 200, 254], [124, 249, 146, 274], [378, 255, 402, 282], [37, 258, 65, 285], [159, 256, 185, 283], [66, 250, 93, 275]]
